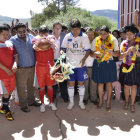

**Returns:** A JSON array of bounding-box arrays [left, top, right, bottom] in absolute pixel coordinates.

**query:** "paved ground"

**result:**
[[0, 95, 140, 140]]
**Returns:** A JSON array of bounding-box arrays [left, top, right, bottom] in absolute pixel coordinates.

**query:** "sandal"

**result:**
[[106, 105, 111, 112], [124, 102, 129, 110], [130, 105, 135, 113], [97, 104, 102, 109]]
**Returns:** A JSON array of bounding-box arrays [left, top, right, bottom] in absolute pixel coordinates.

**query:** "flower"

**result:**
[[108, 43, 112, 48], [123, 43, 126, 46], [121, 36, 140, 73], [95, 34, 114, 65]]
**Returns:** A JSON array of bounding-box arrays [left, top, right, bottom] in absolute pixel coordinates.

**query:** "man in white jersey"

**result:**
[[61, 18, 91, 110]]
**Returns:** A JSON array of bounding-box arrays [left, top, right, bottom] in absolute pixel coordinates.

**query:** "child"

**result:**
[[32, 27, 57, 112], [0, 25, 17, 120]]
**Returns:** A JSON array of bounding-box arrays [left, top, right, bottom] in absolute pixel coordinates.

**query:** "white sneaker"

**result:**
[[40, 104, 46, 112], [67, 102, 74, 110], [79, 102, 86, 110], [10, 95, 15, 101], [49, 103, 57, 111]]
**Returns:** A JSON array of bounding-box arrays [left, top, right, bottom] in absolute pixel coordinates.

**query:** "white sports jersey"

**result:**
[[61, 32, 91, 68]]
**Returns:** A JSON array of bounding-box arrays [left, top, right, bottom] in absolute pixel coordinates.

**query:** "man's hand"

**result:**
[[5, 41, 13, 50], [11, 19, 14, 27], [135, 9, 139, 16], [25, 22, 29, 29], [33, 44, 41, 51], [16, 19, 19, 24], [81, 58, 86, 68], [12, 62, 17, 73], [60, 50, 64, 55]]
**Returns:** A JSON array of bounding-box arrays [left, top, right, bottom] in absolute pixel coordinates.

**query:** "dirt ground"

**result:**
[[0, 95, 140, 140]]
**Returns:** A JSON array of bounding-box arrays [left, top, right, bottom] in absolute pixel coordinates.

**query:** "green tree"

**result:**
[[31, 13, 46, 28], [31, 6, 117, 31], [43, 2, 58, 18], [38, 0, 79, 14], [31, 2, 58, 28]]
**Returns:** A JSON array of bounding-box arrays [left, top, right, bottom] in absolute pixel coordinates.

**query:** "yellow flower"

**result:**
[[121, 37, 140, 73], [95, 34, 114, 65]]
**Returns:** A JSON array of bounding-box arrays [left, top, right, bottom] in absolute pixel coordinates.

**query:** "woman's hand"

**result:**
[[128, 46, 136, 53], [33, 44, 41, 51], [12, 62, 17, 73], [94, 51, 101, 58], [108, 49, 113, 56]]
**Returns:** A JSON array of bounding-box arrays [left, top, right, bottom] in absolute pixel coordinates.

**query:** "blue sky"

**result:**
[[0, 0, 118, 18]]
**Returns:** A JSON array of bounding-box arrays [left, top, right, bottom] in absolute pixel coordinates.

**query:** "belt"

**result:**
[[18, 65, 35, 69]]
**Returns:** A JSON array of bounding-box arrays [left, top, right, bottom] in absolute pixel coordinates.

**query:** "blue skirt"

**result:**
[[92, 59, 117, 83]]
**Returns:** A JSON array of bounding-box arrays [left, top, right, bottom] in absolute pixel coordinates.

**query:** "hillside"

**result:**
[[91, 9, 118, 22], [0, 15, 30, 26], [0, 9, 118, 29]]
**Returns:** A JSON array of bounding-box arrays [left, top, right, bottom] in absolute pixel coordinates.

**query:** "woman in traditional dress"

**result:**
[[119, 24, 140, 113], [91, 25, 120, 111]]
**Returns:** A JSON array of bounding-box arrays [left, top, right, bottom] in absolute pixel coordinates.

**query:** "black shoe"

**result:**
[[83, 100, 88, 105], [91, 100, 98, 105], [63, 99, 69, 103], [29, 102, 41, 107], [136, 96, 140, 102], [121, 95, 125, 101], [21, 106, 30, 112]]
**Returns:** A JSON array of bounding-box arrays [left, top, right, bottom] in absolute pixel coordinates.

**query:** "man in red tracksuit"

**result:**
[[0, 25, 17, 120]]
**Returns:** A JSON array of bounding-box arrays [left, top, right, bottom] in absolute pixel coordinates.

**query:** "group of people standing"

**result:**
[[0, 16, 140, 121]]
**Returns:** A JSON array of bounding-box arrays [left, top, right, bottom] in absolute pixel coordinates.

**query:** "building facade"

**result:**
[[118, 0, 140, 29]]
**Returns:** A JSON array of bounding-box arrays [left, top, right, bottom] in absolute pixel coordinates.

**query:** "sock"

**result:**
[[47, 87, 53, 104], [68, 86, 74, 103], [78, 85, 85, 103], [1, 97, 10, 113], [39, 89, 45, 104]]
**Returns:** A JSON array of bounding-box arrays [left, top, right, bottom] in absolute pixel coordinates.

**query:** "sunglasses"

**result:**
[[17, 30, 26, 34]]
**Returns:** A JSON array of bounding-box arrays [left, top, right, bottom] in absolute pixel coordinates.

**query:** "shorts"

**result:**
[[68, 66, 88, 82], [36, 63, 55, 87], [1, 75, 16, 94]]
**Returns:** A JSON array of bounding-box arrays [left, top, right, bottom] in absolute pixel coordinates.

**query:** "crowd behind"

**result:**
[[0, 10, 140, 121]]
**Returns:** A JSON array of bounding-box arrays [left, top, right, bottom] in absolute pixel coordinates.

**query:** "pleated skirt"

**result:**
[[119, 64, 140, 86], [92, 59, 117, 84]]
